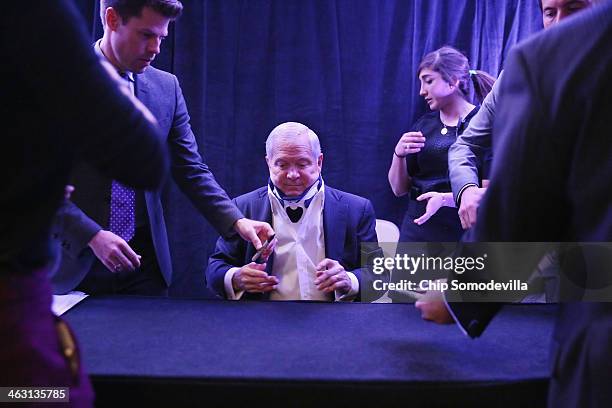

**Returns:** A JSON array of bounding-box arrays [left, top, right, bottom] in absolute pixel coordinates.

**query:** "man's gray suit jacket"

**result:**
[[448, 71, 504, 205]]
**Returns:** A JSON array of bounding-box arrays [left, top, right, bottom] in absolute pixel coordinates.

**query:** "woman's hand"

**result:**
[[415, 286, 454, 324], [414, 192, 453, 225], [394, 131, 426, 157]]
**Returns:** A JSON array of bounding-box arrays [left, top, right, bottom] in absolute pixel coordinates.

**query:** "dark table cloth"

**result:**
[[65, 297, 555, 407]]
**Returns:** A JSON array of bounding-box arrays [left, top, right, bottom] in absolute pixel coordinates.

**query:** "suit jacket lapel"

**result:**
[[254, 189, 273, 225], [134, 73, 171, 142], [323, 189, 347, 261], [135, 73, 150, 104]]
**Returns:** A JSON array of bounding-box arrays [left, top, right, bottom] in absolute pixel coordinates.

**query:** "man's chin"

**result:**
[[132, 61, 152, 73], [282, 187, 305, 197]]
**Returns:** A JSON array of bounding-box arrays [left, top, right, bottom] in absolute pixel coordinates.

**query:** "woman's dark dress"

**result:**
[[399, 108, 479, 243]]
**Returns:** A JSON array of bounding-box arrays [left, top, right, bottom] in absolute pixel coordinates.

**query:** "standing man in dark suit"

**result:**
[[1, 0, 168, 402], [448, 0, 593, 230], [52, 0, 273, 296], [418, 2, 612, 406], [207, 122, 379, 301]]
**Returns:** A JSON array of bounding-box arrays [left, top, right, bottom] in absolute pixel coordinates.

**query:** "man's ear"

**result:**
[[105, 7, 122, 31], [317, 154, 323, 171]]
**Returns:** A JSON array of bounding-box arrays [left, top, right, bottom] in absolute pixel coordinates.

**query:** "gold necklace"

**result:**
[[440, 113, 453, 135]]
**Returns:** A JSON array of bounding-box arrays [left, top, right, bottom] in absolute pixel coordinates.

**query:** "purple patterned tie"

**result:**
[[108, 72, 136, 242], [109, 181, 135, 242]]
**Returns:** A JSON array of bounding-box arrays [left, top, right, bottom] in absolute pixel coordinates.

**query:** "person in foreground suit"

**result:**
[[418, 2, 612, 406], [446, 0, 593, 304], [1, 0, 168, 402], [206, 122, 379, 301], [448, 0, 593, 230], [52, 0, 273, 296]]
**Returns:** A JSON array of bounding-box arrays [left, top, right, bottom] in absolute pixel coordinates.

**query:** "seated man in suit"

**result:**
[[206, 122, 379, 301]]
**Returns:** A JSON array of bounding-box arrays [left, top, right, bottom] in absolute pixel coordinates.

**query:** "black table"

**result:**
[[65, 297, 556, 407]]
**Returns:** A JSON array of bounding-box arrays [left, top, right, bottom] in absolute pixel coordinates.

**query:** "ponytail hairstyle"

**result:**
[[417, 46, 496, 104], [469, 69, 496, 103]]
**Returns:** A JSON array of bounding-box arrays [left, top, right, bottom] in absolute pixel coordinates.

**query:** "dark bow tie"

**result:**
[[286, 206, 304, 223]]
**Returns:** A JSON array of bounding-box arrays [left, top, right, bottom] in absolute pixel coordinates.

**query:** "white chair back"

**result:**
[[375, 219, 400, 258], [373, 219, 400, 303]]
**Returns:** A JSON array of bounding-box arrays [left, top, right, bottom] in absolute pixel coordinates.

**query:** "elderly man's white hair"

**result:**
[[265, 122, 322, 159]]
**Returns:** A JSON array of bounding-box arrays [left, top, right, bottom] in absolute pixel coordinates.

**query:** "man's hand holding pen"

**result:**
[[232, 235, 278, 293]]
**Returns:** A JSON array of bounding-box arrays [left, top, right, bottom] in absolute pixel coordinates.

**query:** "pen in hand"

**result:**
[[251, 234, 276, 263]]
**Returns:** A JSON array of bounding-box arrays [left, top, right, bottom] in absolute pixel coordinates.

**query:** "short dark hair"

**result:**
[[101, 0, 183, 23]]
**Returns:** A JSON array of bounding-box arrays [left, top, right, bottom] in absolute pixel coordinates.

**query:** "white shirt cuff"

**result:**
[[443, 291, 469, 337], [224, 267, 245, 300], [335, 271, 359, 302]]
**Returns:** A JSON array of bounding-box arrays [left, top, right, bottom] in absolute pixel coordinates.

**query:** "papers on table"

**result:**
[[52, 291, 89, 316]]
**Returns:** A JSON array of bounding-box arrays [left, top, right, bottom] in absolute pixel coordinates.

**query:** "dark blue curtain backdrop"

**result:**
[[74, 0, 542, 297]]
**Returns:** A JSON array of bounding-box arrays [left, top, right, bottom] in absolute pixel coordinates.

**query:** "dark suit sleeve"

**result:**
[[54, 201, 102, 259], [22, 1, 168, 189], [346, 199, 380, 299], [205, 197, 248, 298], [206, 235, 247, 299], [168, 76, 244, 238], [476, 56, 568, 240], [448, 48, 562, 338]]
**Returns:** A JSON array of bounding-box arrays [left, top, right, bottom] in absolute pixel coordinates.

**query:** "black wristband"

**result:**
[[394, 151, 407, 158], [456, 183, 479, 206]]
